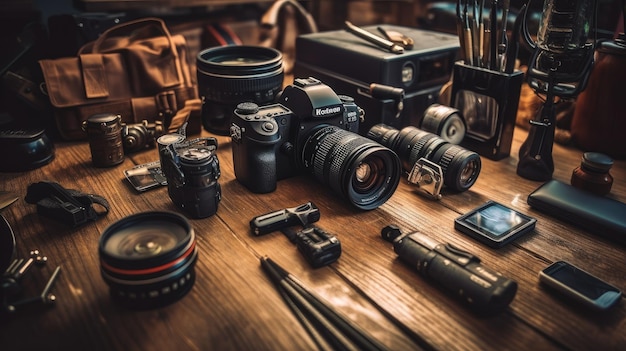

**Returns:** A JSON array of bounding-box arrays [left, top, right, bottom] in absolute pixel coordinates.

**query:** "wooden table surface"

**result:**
[[1, 124, 624, 351]]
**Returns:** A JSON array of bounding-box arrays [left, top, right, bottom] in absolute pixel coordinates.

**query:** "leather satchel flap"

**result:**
[[39, 54, 132, 108], [80, 54, 108, 99]]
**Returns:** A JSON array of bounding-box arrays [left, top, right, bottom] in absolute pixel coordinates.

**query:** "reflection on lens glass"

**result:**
[[432, 143, 481, 191], [355, 162, 372, 183], [353, 158, 386, 194], [103, 221, 186, 258], [460, 159, 480, 184], [215, 57, 267, 65]]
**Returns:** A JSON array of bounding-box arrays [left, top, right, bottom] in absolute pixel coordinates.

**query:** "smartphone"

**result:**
[[539, 261, 622, 311], [124, 161, 167, 192], [454, 200, 536, 248]]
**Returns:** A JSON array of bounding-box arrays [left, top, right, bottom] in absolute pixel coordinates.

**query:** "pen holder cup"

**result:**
[[450, 62, 523, 160]]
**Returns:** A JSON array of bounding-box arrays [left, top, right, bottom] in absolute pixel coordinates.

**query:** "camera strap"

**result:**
[[25, 181, 110, 227]]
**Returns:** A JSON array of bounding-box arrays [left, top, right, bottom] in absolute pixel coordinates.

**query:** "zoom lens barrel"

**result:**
[[302, 126, 402, 210], [367, 124, 481, 192]]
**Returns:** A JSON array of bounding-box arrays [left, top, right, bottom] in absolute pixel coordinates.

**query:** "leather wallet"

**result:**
[[527, 180, 626, 245]]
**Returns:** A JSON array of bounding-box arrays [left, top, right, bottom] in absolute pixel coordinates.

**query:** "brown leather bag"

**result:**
[[258, 0, 318, 74], [39, 17, 201, 140]]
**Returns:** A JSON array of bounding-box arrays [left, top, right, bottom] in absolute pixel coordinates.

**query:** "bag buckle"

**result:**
[[156, 90, 178, 119]]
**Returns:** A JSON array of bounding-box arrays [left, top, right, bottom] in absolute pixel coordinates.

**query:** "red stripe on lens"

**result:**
[[101, 240, 196, 276]]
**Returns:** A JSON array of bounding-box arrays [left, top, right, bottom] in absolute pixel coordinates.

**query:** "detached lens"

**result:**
[[431, 143, 481, 191], [197, 46, 284, 135], [99, 211, 197, 309], [303, 126, 401, 210], [366, 124, 481, 193]]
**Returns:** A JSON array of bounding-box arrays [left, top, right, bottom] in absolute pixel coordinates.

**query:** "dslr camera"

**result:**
[[160, 137, 221, 218], [230, 77, 402, 210]]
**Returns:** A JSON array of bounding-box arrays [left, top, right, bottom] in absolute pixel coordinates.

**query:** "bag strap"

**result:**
[[83, 17, 186, 95], [25, 181, 110, 227], [79, 54, 108, 99], [89, 17, 177, 55], [259, 0, 318, 74]]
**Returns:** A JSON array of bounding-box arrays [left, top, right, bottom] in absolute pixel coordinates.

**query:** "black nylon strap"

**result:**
[[25, 181, 110, 227]]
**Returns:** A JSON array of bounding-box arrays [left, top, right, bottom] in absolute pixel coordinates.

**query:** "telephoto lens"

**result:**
[[99, 211, 198, 309], [197, 45, 284, 135], [367, 124, 481, 192], [302, 125, 402, 210]]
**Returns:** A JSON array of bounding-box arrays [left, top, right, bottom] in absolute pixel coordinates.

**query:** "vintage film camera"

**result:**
[[121, 120, 164, 153], [230, 77, 402, 210], [160, 137, 221, 219], [294, 25, 460, 135]]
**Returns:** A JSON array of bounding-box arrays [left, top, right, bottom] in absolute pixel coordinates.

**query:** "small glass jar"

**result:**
[[571, 152, 613, 196]]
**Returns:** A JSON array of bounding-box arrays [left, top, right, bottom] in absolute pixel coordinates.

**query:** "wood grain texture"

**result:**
[[1, 127, 624, 351]]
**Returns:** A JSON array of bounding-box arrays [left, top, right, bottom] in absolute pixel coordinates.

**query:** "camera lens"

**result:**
[[431, 143, 481, 191], [302, 126, 401, 210], [99, 211, 197, 309], [406, 132, 447, 168], [179, 147, 219, 187], [366, 123, 401, 150], [421, 104, 466, 145], [367, 124, 481, 192], [197, 46, 284, 136], [83, 113, 124, 167]]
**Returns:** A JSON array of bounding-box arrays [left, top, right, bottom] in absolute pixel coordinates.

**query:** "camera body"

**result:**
[[121, 120, 164, 153], [231, 77, 360, 194], [160, 137, 221, 218]]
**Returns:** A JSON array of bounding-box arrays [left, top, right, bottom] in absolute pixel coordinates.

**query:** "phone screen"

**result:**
[[540, 261, 622, 310]]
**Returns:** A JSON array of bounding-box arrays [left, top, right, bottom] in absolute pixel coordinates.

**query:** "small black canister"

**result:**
[[83, 113, 124, 167]]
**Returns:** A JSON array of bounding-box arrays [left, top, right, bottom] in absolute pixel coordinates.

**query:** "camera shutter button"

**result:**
[[235, 102, 259, 115], [262, 121, 276, 133]]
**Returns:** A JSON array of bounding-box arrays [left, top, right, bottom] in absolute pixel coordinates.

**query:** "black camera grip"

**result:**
[[250, 202, 320, 236]]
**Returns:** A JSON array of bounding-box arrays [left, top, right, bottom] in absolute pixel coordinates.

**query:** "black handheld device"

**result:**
[[382, 225, 518, 316], [539, 261, 622, 311], [250, 202, 320, 236], [295, 227, 342, 268], [455, 201, 536, 248]]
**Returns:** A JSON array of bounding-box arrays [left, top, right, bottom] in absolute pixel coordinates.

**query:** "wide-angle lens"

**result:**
[[197, 46, 284, 135], [99, 211, 197, 309]]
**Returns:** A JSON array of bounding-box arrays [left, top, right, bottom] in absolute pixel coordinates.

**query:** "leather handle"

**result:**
[[90, 17, 177, 56]]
